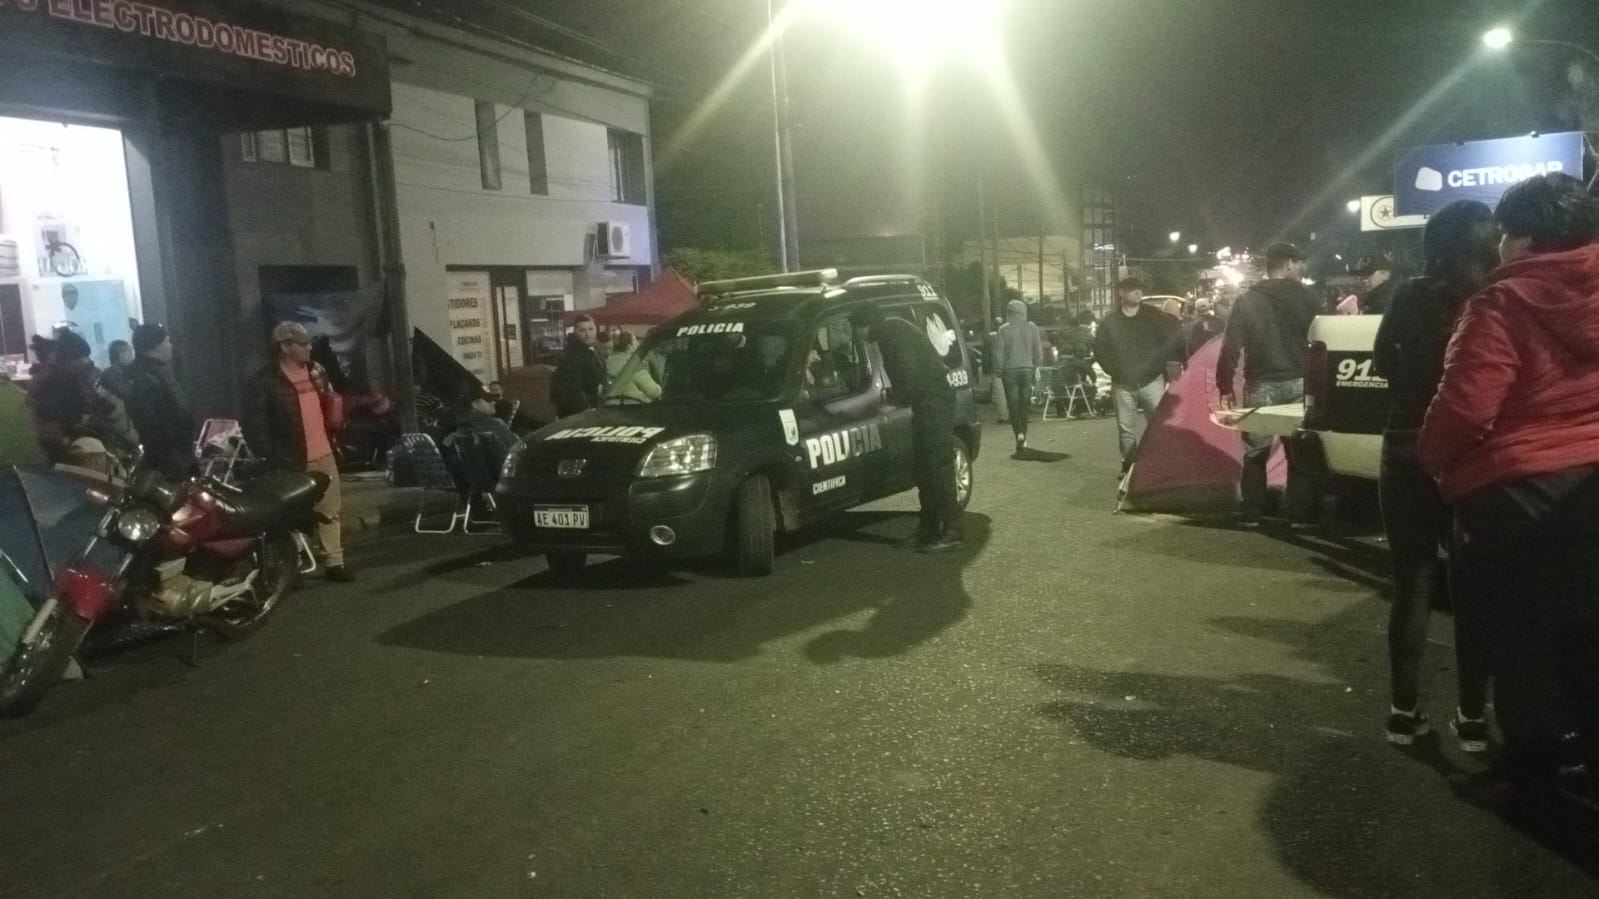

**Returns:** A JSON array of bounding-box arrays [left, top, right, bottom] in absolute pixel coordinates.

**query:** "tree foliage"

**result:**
[[663, 247, 772, 283]]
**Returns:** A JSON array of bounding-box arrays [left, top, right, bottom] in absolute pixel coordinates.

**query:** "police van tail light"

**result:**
[[638, 435, 717, 478], [1303, 340, 1329, 429]]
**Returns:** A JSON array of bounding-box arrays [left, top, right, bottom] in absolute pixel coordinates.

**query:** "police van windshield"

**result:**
[[603, 320, 792, 405]]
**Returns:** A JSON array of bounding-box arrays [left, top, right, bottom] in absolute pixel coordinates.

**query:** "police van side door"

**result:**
[[793, 312, 882, 517], [874, 301, 923, 497]]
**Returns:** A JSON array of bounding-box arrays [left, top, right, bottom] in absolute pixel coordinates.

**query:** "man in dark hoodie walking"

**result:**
[[1218, 243, 1320, 524], [1093, 278, 1184, 475], [551, 314, 606, 419], [1420, 173, 1599, 809]]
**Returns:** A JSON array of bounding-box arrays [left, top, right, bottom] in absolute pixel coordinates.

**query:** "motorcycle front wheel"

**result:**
[[0, 602, 90, 718], [201, 533, 297, 639]]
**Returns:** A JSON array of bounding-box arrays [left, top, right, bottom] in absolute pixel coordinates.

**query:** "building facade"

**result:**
[[0, 0, 655, 421]]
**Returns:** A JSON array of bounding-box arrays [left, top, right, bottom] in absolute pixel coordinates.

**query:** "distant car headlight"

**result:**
[[637, 434, 717, 478], [114, 506, 163, 544]]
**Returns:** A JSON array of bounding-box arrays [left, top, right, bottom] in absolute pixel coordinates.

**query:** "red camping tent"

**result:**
[[579, 268, 698, 327], [1118, 334, 1286, 514]]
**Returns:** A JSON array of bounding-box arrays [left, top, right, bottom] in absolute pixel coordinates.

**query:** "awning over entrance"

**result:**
[[580, 269, 698, 328], [0, 0, 390, 127]]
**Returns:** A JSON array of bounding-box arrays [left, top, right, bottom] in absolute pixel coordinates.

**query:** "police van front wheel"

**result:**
[[954, 439, 974, 511], [726, 475, 775, 577]]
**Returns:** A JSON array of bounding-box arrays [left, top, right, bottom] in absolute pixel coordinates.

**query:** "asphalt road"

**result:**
[[2, 418, 1596, 898]]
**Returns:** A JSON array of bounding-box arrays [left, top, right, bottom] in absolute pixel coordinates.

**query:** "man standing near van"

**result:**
[[1217, 242, 1321, 525], [851, 304, 961, 552], [1093, 278, 1184, 476]]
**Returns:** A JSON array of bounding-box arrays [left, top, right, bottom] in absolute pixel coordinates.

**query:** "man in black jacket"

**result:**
[[852, 304, 961, 552], [1217, 242, 1321, 524], [1093, 278, 1184, 474], [241, 321, 352, 582], [122, 323, 196, 479], [1355, 253, 1398, 314], [551, 315, 606, 419]]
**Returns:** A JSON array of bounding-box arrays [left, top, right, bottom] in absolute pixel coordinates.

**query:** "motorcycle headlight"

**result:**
[[114, 506, 163, 544], [637, 434, 717, 478]]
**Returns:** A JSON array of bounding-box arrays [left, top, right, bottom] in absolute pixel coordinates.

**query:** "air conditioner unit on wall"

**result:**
[[596, 221, 631, 259]]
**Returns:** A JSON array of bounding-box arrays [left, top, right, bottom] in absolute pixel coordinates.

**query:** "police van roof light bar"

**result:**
[[699, 268, 839, 297], [841, 275, 928, 289]]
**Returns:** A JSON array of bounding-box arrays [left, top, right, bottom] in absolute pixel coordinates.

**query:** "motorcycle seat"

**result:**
[[215, 471, 329, 533]]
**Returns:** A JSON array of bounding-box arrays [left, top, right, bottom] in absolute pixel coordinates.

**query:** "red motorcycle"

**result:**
[[0, 465, 328, 716]]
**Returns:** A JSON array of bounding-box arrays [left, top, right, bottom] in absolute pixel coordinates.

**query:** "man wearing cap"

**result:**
[[1217, 243, 1322, 525], [123, 323, 196, 479], [242, 322, 352, 583], [1093, 277, 1185, 476], [1355, 253, 1398, 315]]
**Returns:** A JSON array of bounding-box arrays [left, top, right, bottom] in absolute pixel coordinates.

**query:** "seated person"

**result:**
[[804, 342, 840, 392], [444, 387, 520, 494]]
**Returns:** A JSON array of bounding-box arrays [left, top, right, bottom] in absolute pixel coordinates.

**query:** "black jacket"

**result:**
[[241, 361, 337, 469], [1092, 306, 1184, 388], [1217, 278, 1320, 390], [1372, 276, 1472, 433], [122, 355, 196, 477], [872, 317, 951, 407], [551, 337, 606, 418], [1361, 278, 1399, 315]]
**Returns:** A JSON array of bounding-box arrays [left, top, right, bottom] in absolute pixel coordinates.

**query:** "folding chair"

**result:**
[[195, 419, 256, 485], [443, 430, 504, 535], [397, 433, 468, 534]]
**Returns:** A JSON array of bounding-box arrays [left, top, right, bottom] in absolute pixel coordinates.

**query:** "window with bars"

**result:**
[[607, 129, 646, 205], [241, 127, 323, 169]]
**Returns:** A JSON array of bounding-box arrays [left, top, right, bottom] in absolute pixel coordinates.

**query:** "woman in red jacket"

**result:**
[[1419, 173, 1599, 808]]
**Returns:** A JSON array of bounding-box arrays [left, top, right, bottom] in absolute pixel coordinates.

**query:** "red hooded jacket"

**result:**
[[1419, 243, 1599, 501]]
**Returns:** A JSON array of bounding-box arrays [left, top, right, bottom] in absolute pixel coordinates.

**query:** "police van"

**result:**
[[495, 270, 982, 578]]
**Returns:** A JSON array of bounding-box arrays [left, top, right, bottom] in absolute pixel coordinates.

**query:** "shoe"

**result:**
[[1236, 512, 1262, 529], [1386, 709, 1432, 746], [325, 565, 356, 583], [1452, 712, 1490, 754], [915, 532, 964, 553]]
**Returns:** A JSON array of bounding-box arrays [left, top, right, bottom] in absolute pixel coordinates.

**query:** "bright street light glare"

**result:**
[[1346, 199, 1361, 213], [1483, 27, 1514, 49], [807, 0, 1010, 78], [1169, 231, 1181, 243], [1187, 244, 1199, 254]]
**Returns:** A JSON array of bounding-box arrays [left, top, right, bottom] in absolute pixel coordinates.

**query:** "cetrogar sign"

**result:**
[[1393, 132, 1586, 216]]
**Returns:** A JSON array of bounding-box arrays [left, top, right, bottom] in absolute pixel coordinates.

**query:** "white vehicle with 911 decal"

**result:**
[[495, 270, 982, 578]]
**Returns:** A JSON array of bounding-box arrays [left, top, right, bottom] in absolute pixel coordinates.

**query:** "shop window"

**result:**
[[607, 129, 646, 205], [476, 100, 502, 191], [524, 111, 548, 196], [241, 128, 324, 169]]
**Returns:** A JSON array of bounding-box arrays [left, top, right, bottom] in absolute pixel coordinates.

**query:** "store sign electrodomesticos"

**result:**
[[0, 0, 390, 114]]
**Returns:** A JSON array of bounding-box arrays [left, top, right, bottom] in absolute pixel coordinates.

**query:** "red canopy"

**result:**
[[580, 268, 698, 327]]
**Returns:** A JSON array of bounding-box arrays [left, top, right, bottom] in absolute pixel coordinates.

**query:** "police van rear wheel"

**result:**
[[954, 439, 974, 511], [726, 475, 775, 577]]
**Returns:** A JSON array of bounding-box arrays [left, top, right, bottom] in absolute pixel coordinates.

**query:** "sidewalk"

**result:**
[[341, 470, 422, 538]]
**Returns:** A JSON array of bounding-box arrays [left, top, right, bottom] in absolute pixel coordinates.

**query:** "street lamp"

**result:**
[[1481, 26, 1599, 68], [1186, 243, 1199, 255], [1169, 231, 1181, 243], [1482, 26, 1513, 50], [1346, 199, 1361, 214]]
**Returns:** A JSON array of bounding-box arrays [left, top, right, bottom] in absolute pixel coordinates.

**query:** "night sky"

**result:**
[[379, 0, 1599, 255]]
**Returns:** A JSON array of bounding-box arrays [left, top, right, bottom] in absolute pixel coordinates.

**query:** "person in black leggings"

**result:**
[[1371, 200, 1498, 751]]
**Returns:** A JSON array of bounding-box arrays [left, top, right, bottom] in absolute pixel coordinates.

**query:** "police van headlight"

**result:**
[[637, 434, 717, 478]]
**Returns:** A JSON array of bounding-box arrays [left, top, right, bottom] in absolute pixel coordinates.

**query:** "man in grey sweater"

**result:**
[[995, 299, 1044, 453]]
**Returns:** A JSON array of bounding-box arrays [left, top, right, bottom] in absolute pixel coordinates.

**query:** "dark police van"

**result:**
[[496, 270, 981, 578]]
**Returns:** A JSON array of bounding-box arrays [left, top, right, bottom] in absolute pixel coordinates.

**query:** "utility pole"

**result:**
[[991, 204, 1003, 323], [767, 0, 800, 271], [1037, 226, 1045, 304], [977, 171, 991, 322]]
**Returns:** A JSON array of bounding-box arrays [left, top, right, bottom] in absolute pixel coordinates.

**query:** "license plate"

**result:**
[[533, 505, 589, 529]]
